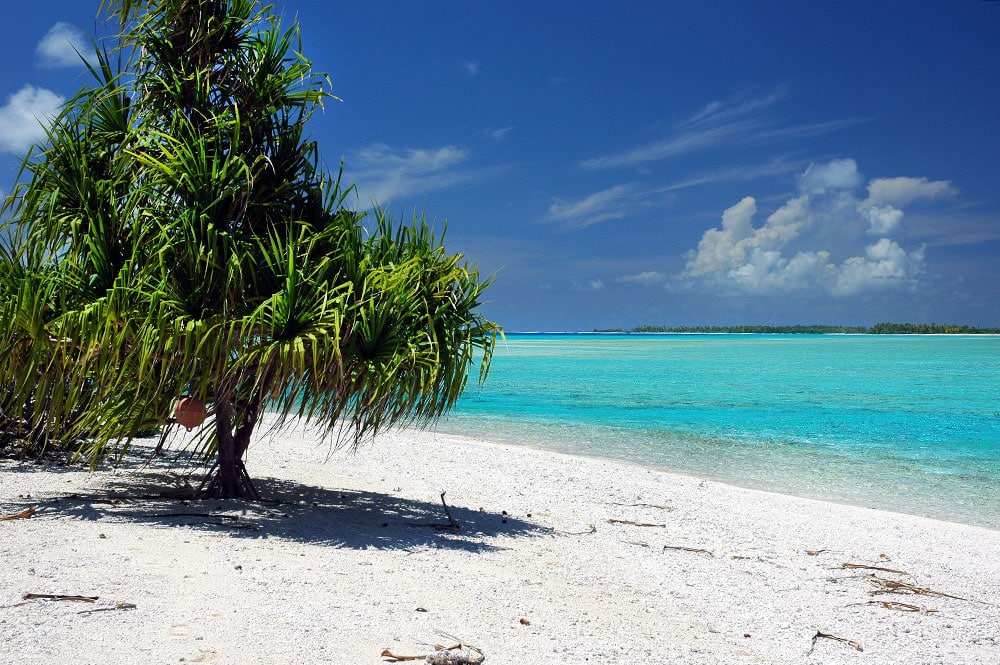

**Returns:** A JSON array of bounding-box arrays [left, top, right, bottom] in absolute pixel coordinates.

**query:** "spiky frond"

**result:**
[[1, 1, 498, 490]]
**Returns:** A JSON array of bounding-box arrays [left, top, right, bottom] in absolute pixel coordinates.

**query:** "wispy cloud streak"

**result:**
[[546, 184, 634, 228], [347, 143, 474, 206], [582, 91, 859, 170]]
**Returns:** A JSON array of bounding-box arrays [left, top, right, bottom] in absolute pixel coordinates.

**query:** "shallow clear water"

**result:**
[[436, 334, 1000, 528]]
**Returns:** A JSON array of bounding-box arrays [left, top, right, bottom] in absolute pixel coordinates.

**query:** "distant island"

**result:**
[[592, 323, 1000, 335]]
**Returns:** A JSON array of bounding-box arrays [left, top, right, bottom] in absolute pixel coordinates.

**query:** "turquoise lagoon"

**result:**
[[436, 334, 1000, 529]]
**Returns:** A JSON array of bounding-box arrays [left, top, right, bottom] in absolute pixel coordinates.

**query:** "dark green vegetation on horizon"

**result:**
[[0, 1, 498, 497], [593, 323, 1000, 335]]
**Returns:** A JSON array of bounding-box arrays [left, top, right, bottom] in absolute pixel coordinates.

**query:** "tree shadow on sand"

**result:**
[[18, 467, 545, 553]]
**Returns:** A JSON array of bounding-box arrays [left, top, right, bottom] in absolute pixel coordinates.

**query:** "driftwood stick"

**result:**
[[607, 501, 674, 511], [810, 631, 863, 653], [662, 544, 715, 558], [380, 649, 425, 662], [1, 506, 36, 521], [849, 600, 938, 613], [440, 491, 460, 531], [842, 562, 910, 575], [23, 593, 98, 603], [78, 602, 137, 615], [550, 524, 597, 536], [866, 574, 969, 601], [607, 518, 667, 527]]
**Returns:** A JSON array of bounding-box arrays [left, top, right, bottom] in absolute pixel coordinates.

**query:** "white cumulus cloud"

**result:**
[[683, 195, 810, 279], [832, 239, 925, 296], [0, 85, 64, 154], [860, 176, 955, 208], [798, 158, 863, 193], [37, 23, 95, 69], [678, 159, 938, 297], [862, 204, 905, 236]]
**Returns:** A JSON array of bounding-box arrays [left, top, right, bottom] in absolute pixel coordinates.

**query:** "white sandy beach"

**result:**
[[1, 415, 998, 664]]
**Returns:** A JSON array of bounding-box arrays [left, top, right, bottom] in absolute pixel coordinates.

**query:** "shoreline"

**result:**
[[2, 417, 999, 664], [433, 417, 1000, 532]]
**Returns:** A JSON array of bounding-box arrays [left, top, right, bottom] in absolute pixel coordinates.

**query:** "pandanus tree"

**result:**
[[0, 0, 498, 498]]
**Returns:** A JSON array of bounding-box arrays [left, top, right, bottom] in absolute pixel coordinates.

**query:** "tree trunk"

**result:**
[[199, 396, 261, 499]]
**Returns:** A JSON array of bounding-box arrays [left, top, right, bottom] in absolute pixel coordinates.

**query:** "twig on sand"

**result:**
[[440, 491, 460, 531], [380, 650, 424, 662], [114, 511, 261, 531], [550, 524, 597, 536], [850, 600, 938, 614], [841, 562, 911, 576], [23, 593, 98, 603], [407, 491, 461, 531], [607, 501, 674, 511], [1, 506, 36, 521], [809, 631, 863, 653], [78, 601, 137, 615], [607, 518, 666, 528], [662, 544, 715, 558], [865, 574, 969, 601]]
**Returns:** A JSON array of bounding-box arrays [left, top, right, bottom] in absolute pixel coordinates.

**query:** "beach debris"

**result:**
[[425, 647, 485, 665], [809, 631, 863, 653], [607, 518, 666, 528], [1, 505, 36, 521], [136, 511, 261, 531], [841, 562, 910, 576], [608, 501, 673, 511], [23, 593, 98, 603], [77, 601, 138, 615], [550, 524, 597, 536], [662, 544, 715, 558], [411, 492, 461, 531], [381, 641, 485, 664], [865, 574, 969, 601], [519, 617, 530, 625], [380, 650, 425, 662], [439, 491, 460, 531], [851, 600, 938, 614]]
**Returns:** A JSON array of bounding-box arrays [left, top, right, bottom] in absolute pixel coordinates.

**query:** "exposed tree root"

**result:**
[[196, 459, 261, 500]]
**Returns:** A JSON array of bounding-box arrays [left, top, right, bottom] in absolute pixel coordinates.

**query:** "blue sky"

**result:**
[[2, 1, 999, 331]]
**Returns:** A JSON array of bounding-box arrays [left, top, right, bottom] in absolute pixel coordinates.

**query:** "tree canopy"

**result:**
[[0, 0, 498, 498]]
